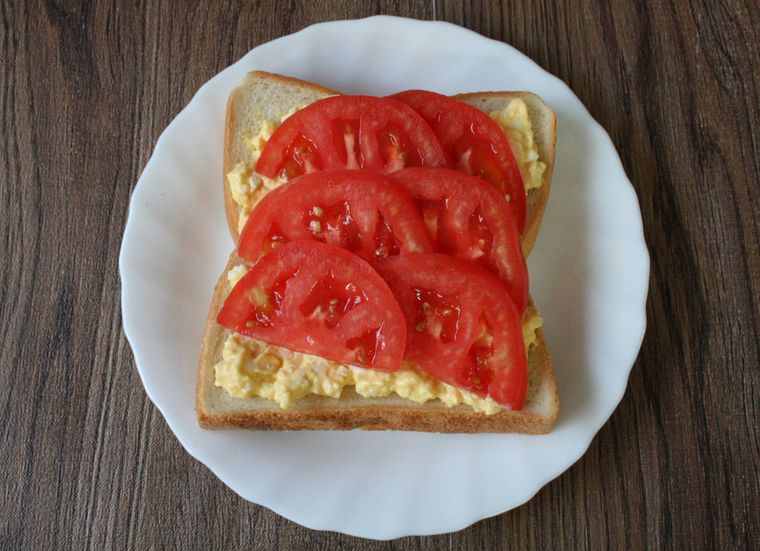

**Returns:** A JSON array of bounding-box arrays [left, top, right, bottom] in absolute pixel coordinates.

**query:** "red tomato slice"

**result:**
[[255, 96, 449, 180], [218, 241, 406, 372], [238, 170, 434, 264], [389, 90, 526, 233], [390, 167, 528, 313], [375, 253, 528, 409]]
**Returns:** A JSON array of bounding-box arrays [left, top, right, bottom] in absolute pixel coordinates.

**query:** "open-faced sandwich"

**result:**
[[196, 71, 559, 433]]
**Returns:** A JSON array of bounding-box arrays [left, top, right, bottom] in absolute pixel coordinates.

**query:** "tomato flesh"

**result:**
[[375, 253, 528, 409], [391, 167, 528, 313], [390, 90, 526, 233], [218, 241, 406, 372], [298, 273, 367, 330], [413, 287, 461, 344], [237, 170, 434, 264], [255, 96, 449, 179], [280, 135, 322, 178]]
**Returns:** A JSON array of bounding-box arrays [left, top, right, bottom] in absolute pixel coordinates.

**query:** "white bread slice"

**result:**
[[223, 72, 556, 256], [196, 254, 559, 433]]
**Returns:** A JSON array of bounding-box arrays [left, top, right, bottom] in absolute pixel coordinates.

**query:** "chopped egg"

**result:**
[[489, 98, 546, 192]]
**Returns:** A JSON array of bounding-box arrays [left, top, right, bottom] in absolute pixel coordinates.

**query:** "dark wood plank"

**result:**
[[0, 0, 757, 549]]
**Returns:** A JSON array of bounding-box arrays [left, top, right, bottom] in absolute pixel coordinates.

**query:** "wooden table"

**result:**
[[2, 1, 758, 548]]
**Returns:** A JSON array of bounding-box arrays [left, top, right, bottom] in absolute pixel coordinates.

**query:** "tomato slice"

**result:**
[[255, 96, 449, 179], [218, 241, 406, 372], [375, 253, 527, 409], [389, 90, 526, 233], [238, 170, 434, 264], [390, 167, 528, 313]]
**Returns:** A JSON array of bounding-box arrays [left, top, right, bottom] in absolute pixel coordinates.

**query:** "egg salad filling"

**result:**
[[227, 105, 302, 231], [227, 98, 546, 233], [214, 265, 544, 414], [490, 99, 546, 192]]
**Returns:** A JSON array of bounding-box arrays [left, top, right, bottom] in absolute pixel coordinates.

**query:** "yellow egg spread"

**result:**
[[215, 336, 508, 414], [215, 266, 543, 414], [228, 107, 300, 231], [490, 99, 546, 192], [227, 98, 545, 232]]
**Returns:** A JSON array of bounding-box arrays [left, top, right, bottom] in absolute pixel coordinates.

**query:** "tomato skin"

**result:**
[[390, 167, 528, 313], [217, 241, 407, 372], [375, 253, 527, 409], [389, 90, 526, 233], [237, 170, 434, 265], [255, 96, 449, 179]]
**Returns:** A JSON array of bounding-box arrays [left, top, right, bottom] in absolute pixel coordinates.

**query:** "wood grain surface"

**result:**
[[1, 1, 758, 549]]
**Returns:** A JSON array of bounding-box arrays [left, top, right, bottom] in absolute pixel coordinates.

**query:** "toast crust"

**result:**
[[223, 91, 239, 240], [196, 255, 559, 433], [222, 73, 556, 255]]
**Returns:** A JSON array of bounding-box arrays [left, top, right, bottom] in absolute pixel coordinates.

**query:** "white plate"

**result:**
[[120, 16, 649, 539]]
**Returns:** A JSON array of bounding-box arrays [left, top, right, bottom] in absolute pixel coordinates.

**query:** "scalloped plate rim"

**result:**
[[119, 15, 649, 539]]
